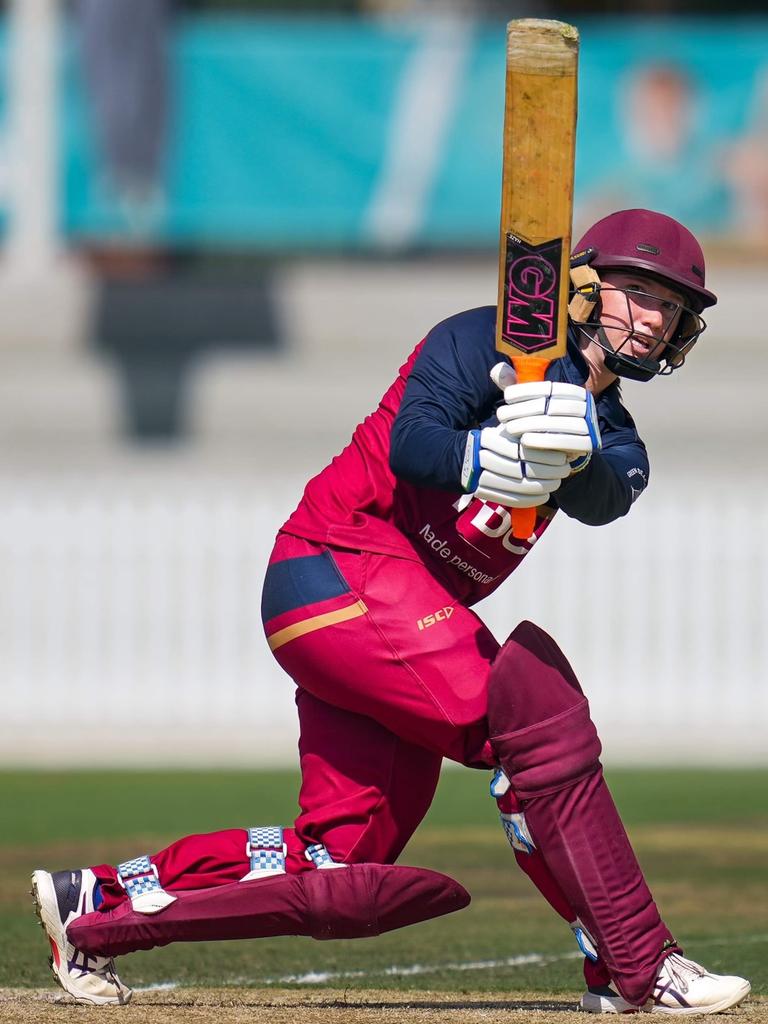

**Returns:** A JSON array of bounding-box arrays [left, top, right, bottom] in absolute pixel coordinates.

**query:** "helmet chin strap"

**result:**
[[598, 327, 660, 383], [575, 322, 660, 384]]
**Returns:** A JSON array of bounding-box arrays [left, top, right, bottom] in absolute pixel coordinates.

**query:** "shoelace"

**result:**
[[104, 959, 121, 983], [662, 954, 707, 995]]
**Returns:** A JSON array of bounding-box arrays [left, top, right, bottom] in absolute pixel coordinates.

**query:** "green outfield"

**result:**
[[2, 768, 766, 1000]]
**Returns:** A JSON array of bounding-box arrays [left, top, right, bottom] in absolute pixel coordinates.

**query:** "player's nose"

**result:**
[[635, 304, 665, 338]]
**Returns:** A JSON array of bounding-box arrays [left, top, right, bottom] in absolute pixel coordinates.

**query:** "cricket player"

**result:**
[[32, 210, 751, 1013]]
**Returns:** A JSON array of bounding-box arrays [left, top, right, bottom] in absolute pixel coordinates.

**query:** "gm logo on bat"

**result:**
[[503, 233, 563, 352]]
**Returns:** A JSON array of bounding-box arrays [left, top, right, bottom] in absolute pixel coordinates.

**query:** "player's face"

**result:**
[[598, 271, 685, 362]]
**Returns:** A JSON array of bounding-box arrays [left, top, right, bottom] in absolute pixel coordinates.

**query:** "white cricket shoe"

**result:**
[[578, 953, 751, 1015], [649, 953, 750, 1014], [31, 868, 132, 1006]]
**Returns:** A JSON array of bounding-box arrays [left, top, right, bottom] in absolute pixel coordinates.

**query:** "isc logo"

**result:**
[[417, 606, 454, 631]]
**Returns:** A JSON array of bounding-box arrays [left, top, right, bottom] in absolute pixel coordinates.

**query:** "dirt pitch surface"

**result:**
[[0, 989, 765, 1024]]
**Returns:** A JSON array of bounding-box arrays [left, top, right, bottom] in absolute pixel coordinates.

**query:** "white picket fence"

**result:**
[[2, 475, 766, 766]]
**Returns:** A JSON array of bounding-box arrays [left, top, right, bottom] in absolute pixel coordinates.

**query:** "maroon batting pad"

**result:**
[[488, 621, 677, 1006], [522, 772, 676, 1006], [68, 864, 470, 957]]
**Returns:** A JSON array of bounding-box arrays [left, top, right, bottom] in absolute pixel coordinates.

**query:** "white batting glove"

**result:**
[[461, 426, 571, 508], [496, 381, 602, 464]]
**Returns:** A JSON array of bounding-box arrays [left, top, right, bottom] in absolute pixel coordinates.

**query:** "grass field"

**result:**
[[1, 767, 766, 1022]]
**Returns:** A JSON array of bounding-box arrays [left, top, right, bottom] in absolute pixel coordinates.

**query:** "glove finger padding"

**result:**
[[480, 429, 568, 466], [462, 426, 569, 508], [517, 431, 595, 455], [500, 414, 591, 438], [479, 449, 571, 482], [497, 396, 588, 421], [501, 381, 585, 404], [497, 388, 602, 458]]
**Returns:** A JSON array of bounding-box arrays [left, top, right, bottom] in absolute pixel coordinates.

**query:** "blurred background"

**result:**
[[1, 0, 766, 768]]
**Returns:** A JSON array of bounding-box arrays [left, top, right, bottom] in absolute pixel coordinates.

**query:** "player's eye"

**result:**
[[625, 284, 679, 314]]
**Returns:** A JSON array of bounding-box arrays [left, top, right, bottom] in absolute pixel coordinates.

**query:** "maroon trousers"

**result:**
[[89, 533, 671, 1004]]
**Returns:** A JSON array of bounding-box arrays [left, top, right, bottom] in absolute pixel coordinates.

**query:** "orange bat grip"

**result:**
[[509, 355, 551, 540]]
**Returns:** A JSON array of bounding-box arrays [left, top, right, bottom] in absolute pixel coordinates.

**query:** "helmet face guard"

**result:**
[[569, 208, 716, 383], [569, 257, 707, 382]]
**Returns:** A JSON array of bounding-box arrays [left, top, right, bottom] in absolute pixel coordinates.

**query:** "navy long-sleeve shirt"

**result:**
[[390, 306, 648, 526], [284, 306, 649, 604]]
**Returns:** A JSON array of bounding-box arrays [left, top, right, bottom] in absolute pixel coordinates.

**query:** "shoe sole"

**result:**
[[578, 991, 641, 1014], [578, 981, 751, 1016], [30, 870, 131, 1006]]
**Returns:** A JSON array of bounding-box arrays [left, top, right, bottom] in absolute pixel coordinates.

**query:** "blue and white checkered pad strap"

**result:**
[[116, 854, 177, 915], [240, 826, 287, 881], [305, 842, 346, 870]]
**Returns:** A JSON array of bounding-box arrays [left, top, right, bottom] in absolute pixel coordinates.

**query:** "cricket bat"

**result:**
[[496, 19, 579, 539]]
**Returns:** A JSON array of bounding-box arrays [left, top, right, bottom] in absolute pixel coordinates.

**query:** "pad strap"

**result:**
[[116, 855, 177, 915], [240, 826, 287, 881], [571, 918, 599, 961], [499, 810, 536, 854], [489, 768, 511, 799], [490, 769, 536, 854], [305, 842, 346, 870]]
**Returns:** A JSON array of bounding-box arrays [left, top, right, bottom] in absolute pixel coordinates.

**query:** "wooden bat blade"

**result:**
[[495, 18, 579, 538], [496, 18, 578, 366]]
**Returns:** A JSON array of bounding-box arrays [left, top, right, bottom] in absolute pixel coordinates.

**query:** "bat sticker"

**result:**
[[501, 233, 563, 354]]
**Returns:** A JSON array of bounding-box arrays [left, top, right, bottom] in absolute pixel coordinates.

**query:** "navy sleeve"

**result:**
[[551, 385, 650, 526], [391, 313, 651, 522], [390, 307, 500, 489]]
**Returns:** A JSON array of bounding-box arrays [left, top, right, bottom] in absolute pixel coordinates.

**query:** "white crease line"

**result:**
[[266, 951, 582, 986], [132, 935, 768, 991]]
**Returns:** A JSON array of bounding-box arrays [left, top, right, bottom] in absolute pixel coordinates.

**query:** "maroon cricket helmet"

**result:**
[[572, 208, 717, 312]]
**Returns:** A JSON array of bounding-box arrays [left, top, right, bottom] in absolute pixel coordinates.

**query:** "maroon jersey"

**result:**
[[282, 345, 548, 604]]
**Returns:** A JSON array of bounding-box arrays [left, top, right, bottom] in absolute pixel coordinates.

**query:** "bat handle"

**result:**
[[509, 356, 551, 540]]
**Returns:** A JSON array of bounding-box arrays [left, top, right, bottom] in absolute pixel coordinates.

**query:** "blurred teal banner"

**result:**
[[47, 16, 768, 247]]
